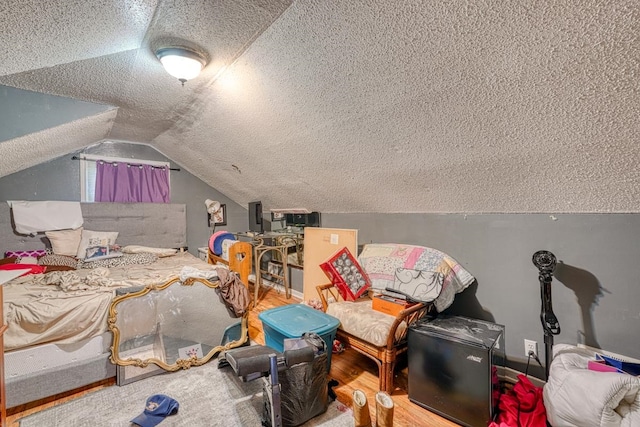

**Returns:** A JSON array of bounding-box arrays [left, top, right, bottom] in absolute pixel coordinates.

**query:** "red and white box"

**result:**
[[320, 247, 371, 301]]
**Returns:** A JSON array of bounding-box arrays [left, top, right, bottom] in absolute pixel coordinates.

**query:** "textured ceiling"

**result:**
[[1, 0, 639, 213]]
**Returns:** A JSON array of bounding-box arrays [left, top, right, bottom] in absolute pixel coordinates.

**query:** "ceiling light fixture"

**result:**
[[156, 47, 207, 86]]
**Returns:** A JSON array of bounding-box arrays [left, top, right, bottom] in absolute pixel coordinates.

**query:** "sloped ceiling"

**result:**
[[0, 0, 638, 213]]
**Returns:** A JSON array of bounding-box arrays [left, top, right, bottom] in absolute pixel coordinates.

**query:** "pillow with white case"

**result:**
[[391, 268, 444, 303], [45, 227, 83, 257], [121, 245, 178, 258], [76, 230, 119, 259]]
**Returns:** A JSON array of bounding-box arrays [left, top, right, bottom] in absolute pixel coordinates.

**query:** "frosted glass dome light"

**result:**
[[156, 47, 207, 86]]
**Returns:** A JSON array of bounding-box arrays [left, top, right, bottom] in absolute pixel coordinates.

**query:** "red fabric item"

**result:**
[[490, 374, 547, 427], [0, 263, 47, 276]]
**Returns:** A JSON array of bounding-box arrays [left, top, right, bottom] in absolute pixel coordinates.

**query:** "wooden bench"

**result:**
[[316, 283, 432, 393]]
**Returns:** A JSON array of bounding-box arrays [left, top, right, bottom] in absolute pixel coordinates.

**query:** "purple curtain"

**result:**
[[95, 161, 170, 203]]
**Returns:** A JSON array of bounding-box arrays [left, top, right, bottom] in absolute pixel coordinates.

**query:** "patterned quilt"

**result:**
[[357, 243, 475, 312]]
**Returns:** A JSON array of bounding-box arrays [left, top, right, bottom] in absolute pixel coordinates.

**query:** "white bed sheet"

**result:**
[[3, 252, 216, 352]]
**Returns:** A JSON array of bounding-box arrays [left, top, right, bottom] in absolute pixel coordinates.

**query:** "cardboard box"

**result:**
[[319, 247, 371, 301], [372, 295, 416, 317]]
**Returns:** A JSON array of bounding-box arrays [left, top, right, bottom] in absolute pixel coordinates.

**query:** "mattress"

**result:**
[[5, 331, 112, 379]]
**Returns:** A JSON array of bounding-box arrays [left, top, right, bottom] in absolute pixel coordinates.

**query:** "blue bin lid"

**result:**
[[259, 304, 340, 338]]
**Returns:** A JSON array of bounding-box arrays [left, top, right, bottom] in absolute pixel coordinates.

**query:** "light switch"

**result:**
[[330, 234, 339, 244]]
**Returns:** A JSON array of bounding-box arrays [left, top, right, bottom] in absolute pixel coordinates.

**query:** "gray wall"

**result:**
[[0, 141, 249, 254], [3, 145, 639, 373], [321, 213, 640, 371]]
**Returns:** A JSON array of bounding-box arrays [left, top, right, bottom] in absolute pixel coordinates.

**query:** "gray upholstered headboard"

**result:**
[[0, 203, 187, 256]]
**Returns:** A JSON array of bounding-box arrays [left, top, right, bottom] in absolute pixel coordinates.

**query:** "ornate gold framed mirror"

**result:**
[[108, 276, 249, 372]]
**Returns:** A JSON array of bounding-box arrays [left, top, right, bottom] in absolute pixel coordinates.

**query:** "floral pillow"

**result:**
[[320, 247, 371, 301]]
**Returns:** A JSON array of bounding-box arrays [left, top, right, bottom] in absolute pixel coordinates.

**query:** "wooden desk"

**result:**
[[234, 232, 302, 307], [252, 234, 292, 307]]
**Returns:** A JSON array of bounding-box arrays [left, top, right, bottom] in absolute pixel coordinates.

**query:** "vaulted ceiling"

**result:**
[[1, 0, 638, 213]]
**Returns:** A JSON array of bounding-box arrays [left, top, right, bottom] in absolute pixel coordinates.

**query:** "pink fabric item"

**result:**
[[5, 249, 47, 258], [588, 360, 622, 373], [491, 374, 547, 427]]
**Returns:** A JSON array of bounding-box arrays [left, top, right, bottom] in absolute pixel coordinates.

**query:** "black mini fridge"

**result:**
[[408, 315, 505, 427]]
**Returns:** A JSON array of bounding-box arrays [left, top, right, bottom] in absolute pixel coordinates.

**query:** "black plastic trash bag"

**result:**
[[262, 333, 329, 427]]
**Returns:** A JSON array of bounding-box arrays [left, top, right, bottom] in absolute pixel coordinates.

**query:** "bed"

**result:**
[[0, 203, 232, 408]]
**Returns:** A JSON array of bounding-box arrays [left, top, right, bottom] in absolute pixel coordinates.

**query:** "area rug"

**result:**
[[19, 360, 354, 426]]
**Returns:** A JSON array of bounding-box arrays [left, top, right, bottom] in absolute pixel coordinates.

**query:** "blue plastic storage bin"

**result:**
[[259, 304, 340, 370]]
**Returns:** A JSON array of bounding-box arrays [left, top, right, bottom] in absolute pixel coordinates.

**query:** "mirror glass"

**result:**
[[254, 232, 304, 270], [274, 234, 304, 268], [109, 277, 249, 371]]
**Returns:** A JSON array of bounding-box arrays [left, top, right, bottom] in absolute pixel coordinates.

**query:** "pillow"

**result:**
[[17, 256, 39, 265], [76, 230, 119, 259], [5, 249, 47, 259], [83, 245, 124, 262], [0, 257, 18, 266], [78, 252, 158, 269], [38, 254, 78, 269], [391, 268, 444, 303], [121, 245, 178, 258], [320, 247, 371, 301], [45, 227, 83, 256]]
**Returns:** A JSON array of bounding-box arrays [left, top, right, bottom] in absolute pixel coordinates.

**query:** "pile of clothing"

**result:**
[[490, 374, 547, 427]]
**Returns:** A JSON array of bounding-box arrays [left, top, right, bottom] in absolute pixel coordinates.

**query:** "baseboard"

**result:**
[[258, 279, 304, 301], [498, 366, 546, 388]]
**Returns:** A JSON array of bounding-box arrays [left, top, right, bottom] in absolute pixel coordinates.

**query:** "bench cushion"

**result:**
[[326, 299, 406, 347]]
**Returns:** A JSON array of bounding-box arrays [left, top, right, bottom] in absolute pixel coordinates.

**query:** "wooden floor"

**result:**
[[7, 286, 461, 426]]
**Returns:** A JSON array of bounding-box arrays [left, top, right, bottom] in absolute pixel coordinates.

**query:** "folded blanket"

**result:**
[[358, 243, 475, 312], [544, 345, 640, 427]]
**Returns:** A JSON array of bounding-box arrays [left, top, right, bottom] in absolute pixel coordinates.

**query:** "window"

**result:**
[[79, 154, 171, 202]]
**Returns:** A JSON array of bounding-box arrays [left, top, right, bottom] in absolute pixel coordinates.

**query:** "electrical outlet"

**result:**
[[524, 339, 538, 357]]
